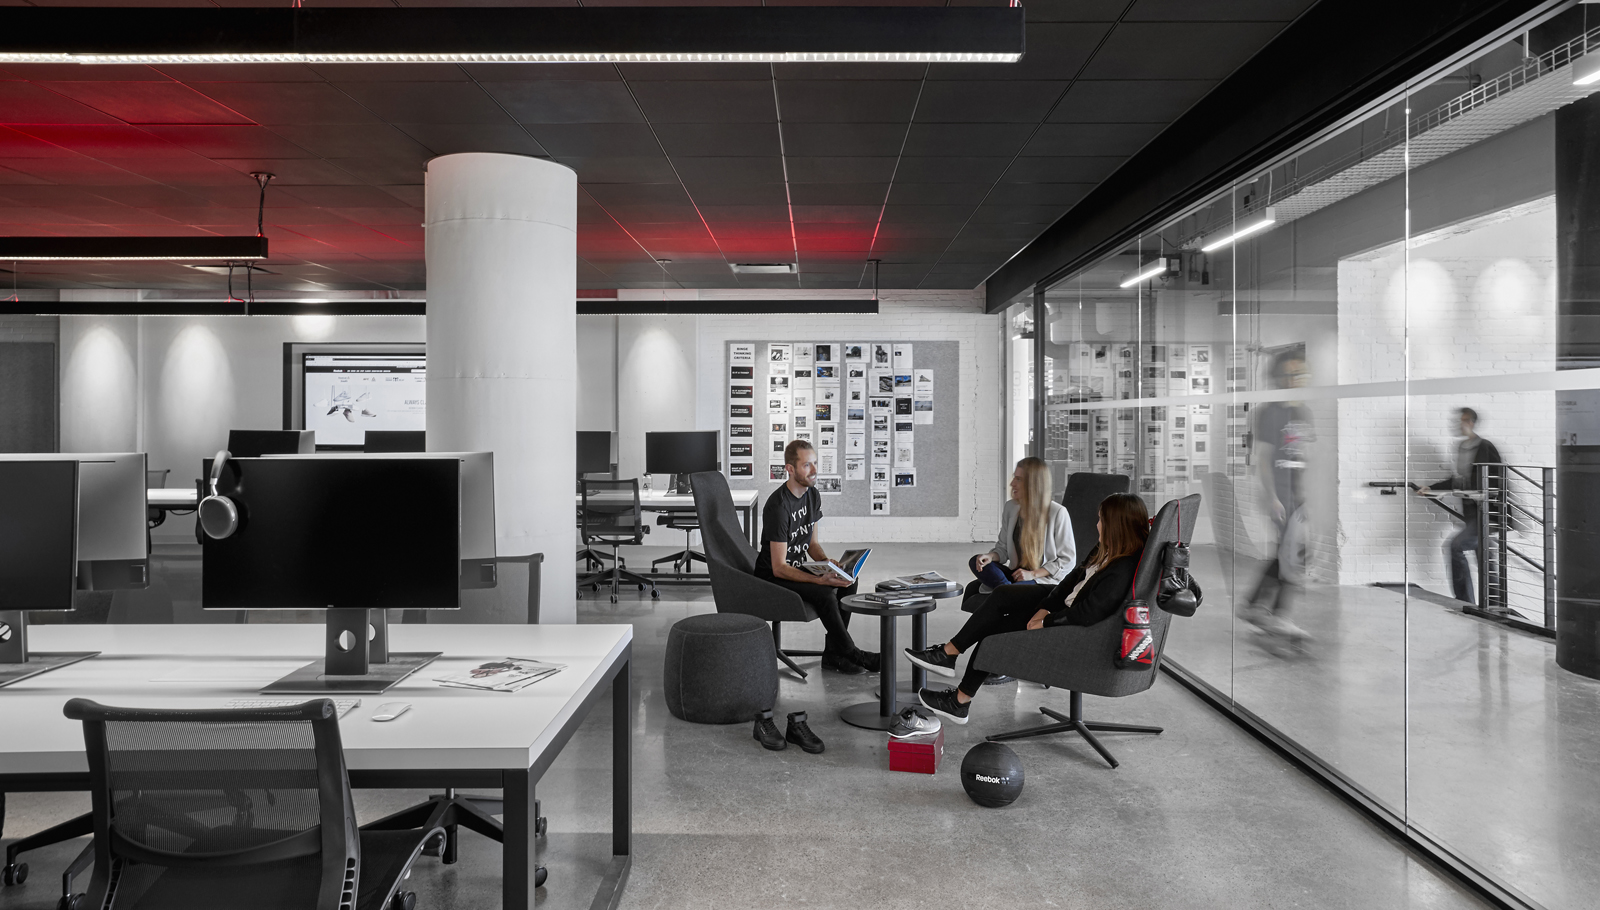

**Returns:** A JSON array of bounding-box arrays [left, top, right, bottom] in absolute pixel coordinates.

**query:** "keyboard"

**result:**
[[225, 697, 362, 718]]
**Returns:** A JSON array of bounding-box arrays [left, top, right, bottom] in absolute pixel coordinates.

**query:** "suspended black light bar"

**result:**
[[0, 7, 1024, 65], [0, 236, 268, 262]]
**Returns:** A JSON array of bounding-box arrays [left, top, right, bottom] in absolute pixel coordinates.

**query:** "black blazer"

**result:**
[[1432, 437, 1503, 494], [1038, 548, 1142, 629]]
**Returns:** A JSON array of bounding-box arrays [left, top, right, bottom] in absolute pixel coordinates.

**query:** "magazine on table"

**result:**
[[799, 548, 871, 583], [878, 571, 953, 593], [861, 591, 933, 607], [435, 657, 566, 693]]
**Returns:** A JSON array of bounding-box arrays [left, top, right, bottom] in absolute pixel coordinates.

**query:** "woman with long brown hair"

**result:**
[[964, 457, 1077, 610], [908, 493, 1150, 724]]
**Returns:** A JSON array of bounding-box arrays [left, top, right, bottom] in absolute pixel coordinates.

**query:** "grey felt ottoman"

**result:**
[[663, 613, 779, 724]]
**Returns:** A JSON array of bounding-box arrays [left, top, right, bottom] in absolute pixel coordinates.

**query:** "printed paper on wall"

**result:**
[[871, 490, 890, 515], [730, 343, 755, 366], [894, 470, 916, 488], [845, 456, 865, 480], [892, 344, 912, 371], [913, 369, 933, 398]]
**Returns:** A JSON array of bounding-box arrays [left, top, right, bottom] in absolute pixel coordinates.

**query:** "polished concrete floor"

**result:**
[[0, 543, 1509, 909], [1173, 543, 1600, 910]]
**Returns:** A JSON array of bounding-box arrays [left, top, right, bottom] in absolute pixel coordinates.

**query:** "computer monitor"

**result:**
[[645, 431, 719, 494], [265, 451, 498, 590], [0, 452, 148, 590], [227, 429, 315, 457], [365, 430, 427, 453], [0, 460, 98, 687], [577, 431, 614, 476], [202, 456, 462, 693]]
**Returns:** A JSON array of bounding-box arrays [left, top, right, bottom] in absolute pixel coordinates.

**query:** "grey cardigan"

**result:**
[[988, 499, 1077, 584]]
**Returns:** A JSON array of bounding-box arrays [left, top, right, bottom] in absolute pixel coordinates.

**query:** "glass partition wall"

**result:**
[[1004, 19, 1600, 910]]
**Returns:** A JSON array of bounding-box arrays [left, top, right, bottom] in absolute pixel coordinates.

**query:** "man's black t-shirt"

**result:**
[[754, 483, 822, 577], [1253, 401, 1314, 510]]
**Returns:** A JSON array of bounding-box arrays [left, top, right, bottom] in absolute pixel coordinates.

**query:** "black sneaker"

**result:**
[[786, 711, 825, 753], [821, 650, 865, 675], [918, 687, 970, 725], [752, 709, 786, 751], [853, 649, 881, 673], [904, 644, 958, 678]]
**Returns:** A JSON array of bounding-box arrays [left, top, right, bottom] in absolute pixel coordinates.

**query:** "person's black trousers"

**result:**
[[949, 584, 1052, 696], [762, 575, 860, 655], [1449, 521, 1481, 604]]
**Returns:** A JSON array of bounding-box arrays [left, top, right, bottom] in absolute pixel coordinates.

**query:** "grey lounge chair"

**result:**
[[974, 493, 1201, 768], [690, 471, 821, 679]]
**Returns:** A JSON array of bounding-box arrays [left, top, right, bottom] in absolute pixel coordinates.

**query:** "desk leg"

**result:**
[[880, 615, 899, 717], [503, 768, 538, 910], [591, 658, 632, 910], [911, 612, 927, 692]]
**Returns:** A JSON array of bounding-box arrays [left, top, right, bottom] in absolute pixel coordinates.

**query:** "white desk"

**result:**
[[0, 624, 633, 910]]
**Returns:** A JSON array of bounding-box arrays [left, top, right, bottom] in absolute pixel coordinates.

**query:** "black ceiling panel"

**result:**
[[781, 122, 909, 157], [915, 81, 1069, 123], [776, 81, 924, 123], [480, 81, 644, 124], [1124, 0, 1317, 21], [530, 122, 662, 157], [887, 183, 991, 206], [332, 82, 515, 125], [671, 156, 786, 186], [266, 123, 434, 160], [785, 157, 897, 184], [1082, 22, 1291, 80], [892, 156, 1012, 184], [925, 22, 1110, 81], [881, 204, 979, 224], [393, 123, 547, 157], [900, 122, 1037, 156], [652, 122, 781, 157], [582, 183, 692, 207], [1046, 79, 1218, 123], [790, 204, 882, 223], [984, 182, 1095, 206], [677, 182, 790, 206], [786, 182, 890, 206], [968, 204, 1068, 223], [554, 156, 677, 184], [192, 82, 384, 125], [627, 81, 777, 123], [1001, 156, 1124, 184], [1021, 122, 1165, 158]]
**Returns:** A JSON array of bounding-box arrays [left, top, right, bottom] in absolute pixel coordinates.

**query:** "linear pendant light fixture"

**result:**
[[0, 7, 1024, 65], [1119, 259, 1169, 288], [1200, 207, 1278, 252], [0, 236, 268, 262]]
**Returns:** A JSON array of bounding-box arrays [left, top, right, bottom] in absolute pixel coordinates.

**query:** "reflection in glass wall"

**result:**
[[1020, 13, 1600, 908]]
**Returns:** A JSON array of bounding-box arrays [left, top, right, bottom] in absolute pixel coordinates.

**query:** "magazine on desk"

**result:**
[[798, 548, 870, 583], [878, 571, 952, 592], [435, 658, 566, 692]]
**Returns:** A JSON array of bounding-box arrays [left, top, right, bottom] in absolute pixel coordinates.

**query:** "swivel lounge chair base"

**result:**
[[986, 690, 1163, 769]]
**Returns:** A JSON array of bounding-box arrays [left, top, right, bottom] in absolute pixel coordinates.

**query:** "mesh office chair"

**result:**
[[577, 478, 659, 604], [974, 493, 1201, 768], [651, 511, 707, 576], [690, 471, 824, 679], [61, 698, 444, 910]]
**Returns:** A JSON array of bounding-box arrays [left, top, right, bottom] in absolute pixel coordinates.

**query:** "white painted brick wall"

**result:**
[[693, 287, 1003, 542], [1336, 201, 1557, 588]]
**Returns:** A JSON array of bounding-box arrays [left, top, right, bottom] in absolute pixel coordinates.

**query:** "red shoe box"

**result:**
[[887, 727, 944, 774]]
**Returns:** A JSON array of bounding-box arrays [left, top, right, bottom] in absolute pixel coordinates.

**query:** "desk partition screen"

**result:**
[[0, 460, 78, 612]]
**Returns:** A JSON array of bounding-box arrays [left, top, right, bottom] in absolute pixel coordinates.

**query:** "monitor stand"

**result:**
[[0, 611, 99, 689], [263, 608, 441, 695]]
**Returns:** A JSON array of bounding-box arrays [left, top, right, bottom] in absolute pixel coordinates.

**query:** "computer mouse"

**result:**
[[371, 702, 412, 722]]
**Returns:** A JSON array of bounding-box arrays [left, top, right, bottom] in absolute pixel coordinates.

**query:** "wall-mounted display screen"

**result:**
[[302, 354, 426, 447]]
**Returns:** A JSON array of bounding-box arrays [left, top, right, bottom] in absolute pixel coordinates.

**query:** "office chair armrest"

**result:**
[[973, 618, 1125, 692], [707, 560, 816, 623]]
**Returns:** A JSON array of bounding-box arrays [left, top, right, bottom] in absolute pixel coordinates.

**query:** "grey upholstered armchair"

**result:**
[[690, 471, 822, 679], [974, 493, 1201, 768]]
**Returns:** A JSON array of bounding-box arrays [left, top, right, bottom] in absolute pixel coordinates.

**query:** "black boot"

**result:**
[[785, 711, 825, 753], [752, 709, 786, 751]]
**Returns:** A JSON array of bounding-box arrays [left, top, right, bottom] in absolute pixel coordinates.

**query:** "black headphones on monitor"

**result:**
[[199, 449, 240, 540]]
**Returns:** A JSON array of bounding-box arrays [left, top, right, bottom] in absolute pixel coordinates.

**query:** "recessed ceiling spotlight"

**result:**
[[730, 263, 796, 274], [655, 258, 672, 264]]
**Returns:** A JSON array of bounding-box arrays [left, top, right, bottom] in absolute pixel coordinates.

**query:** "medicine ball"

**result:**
[[960, 742, 1024, 808]]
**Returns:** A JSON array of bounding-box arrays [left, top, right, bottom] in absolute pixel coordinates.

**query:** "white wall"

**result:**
[[576, 314, 617, 433], [60, 314, 425, 542], [616, 314, 698, 480]]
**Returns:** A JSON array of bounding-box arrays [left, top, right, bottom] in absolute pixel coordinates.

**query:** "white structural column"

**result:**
[[426, 153, 578, 623]]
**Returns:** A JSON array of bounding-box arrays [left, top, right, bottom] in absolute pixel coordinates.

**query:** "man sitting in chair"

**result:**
[[906, 493, 1149, 723], [755, 439, 881, 675]]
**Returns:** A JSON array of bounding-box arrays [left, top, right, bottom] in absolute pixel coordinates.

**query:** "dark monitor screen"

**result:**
[[202, 457, 460, 611], [0, 460, 78, 611], [229, 429, 314, 457], [645, 431, 719, 475], [365, 430, 426, 453], [576, 431, 613, 475]]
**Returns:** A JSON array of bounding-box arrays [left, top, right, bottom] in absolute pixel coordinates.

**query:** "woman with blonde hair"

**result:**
[[963, 457, 1076, 611], [910, 493, 1150, 723]]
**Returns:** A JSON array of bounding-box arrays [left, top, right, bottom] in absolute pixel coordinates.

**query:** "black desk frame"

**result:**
[[0, 644, 632, 910]]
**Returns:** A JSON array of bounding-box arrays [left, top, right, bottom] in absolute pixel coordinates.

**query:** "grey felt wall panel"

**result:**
[[0, 342, 58, 453]]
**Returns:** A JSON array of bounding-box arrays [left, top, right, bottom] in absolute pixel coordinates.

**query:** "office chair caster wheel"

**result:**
[[58, 894, 84, 910], [389, 890, 416, 910], [3, 862, 27, 885], [609, 595, 618, 604], [637, 583, 645, 591], [421, 833, 446, 858], [650, 588, 660, 600], [590, 583, 599, 592], [535, 816, 547, 838], [535, 865, 548, 888]]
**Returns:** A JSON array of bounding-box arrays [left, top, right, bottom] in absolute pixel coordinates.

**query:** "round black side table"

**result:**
[[838, 594, 939, 731]]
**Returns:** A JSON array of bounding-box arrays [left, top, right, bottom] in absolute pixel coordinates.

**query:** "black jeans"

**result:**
[[949, 584, 1053, 696], [763, 575, 860, 655]]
